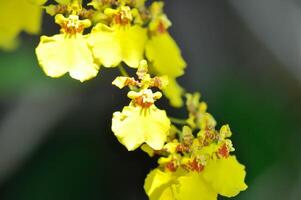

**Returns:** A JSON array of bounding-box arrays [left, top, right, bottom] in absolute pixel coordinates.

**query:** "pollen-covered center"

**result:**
[[134, 89, 156, 108], [113, 6, 133, 25], [65, 15, 82, 34], [55, 14, 91, 36], [127, 89, 162, 108]]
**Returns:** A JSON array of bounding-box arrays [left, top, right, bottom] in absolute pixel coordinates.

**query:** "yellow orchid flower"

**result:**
[[112, 89, 171, 151], [111, 61, 171, 151], [88, 6, 147, 68], [146, 2, 186, 78], [36, 14, 99, 82], [145, 2, 186, 107], [0, 0, 42, 50]]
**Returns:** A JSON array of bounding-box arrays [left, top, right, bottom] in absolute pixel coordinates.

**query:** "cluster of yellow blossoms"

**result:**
[[111, 60, 247, 199], [142, 92, 248, 199], [33, 0, 185, 107], [1, 0, 247, 199]]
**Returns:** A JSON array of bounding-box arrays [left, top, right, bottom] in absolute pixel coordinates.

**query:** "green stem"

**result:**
[[169, 117, 187, 125], [172, 126, 183, 140], [118, 64, 130, 77]]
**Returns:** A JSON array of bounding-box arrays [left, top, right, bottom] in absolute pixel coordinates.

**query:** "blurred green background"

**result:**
[[0, 0, 300, 199]]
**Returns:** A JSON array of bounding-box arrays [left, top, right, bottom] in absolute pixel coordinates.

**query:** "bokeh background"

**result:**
[[0, 0, 300, 199]]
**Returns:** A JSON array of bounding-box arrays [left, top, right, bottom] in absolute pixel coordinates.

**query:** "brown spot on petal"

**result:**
[[134, 96, 153, 108], [176, 144, 190, 153], [157, 21, 166, 34], [218, 143, 229, 158], [166, 161, 177, 172], [187, 159, 204, 172], [114, 13, 130, 25]]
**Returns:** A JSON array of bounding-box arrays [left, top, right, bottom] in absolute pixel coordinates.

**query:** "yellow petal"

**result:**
[[146, 32, 186, 78], [16, 0, 42, 34], [144, 169, 173, 197], [28, 0, 48, 5], [89, 24, 122, 67], [54, 0, 71, 5], [120, 25, 147, 68], [144, 169, 179, 200], [176, 172, 217, 200], [0, 0, 42, 50], [156, 186, 176, 200], [36, 34, 99, 82], [203, 156, 248, 197], [145, 169, 218, 200], [89, 24, 147, 68], [0, 30, 20, 51], [111, 104, 170, 151], [162, 78, 184, 107]]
